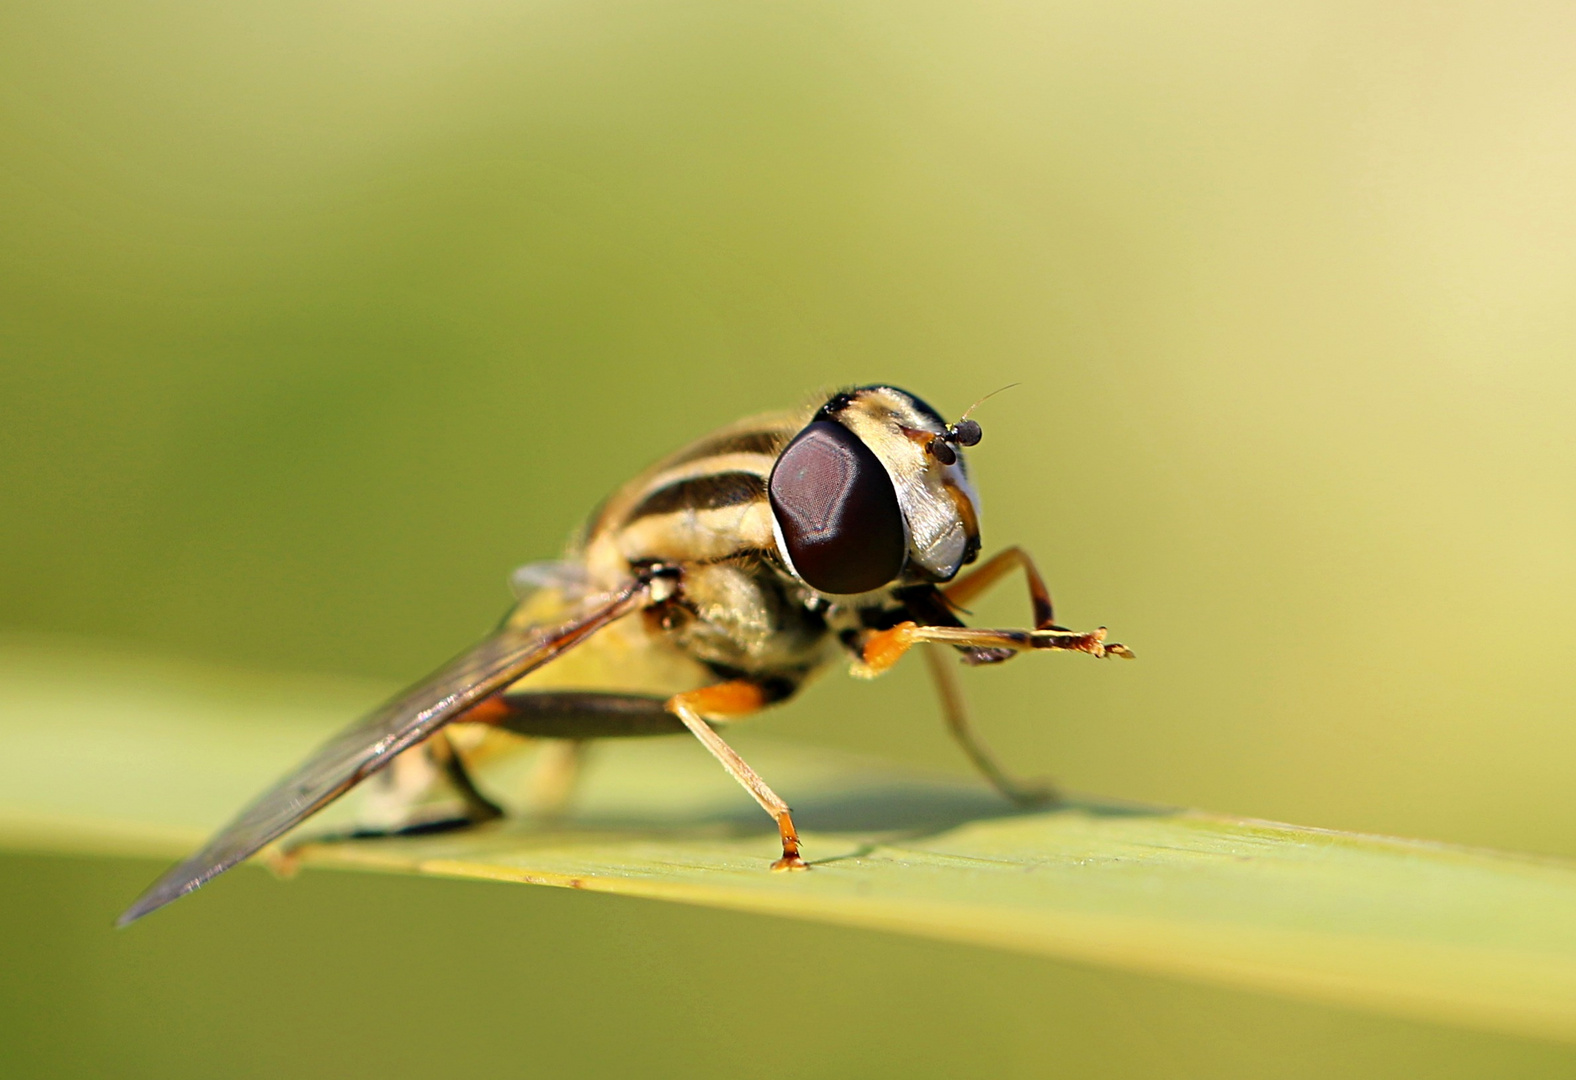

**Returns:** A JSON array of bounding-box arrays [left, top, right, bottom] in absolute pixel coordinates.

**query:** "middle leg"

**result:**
[[922, 643, 1056, 806], [666, 681, 809, 872], [879, 546, 1132, 803]]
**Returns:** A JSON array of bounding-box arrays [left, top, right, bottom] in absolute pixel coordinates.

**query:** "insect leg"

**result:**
[[862, 622, 1132, 676], [432, 731, 506, 824], [922, 644, 1056, 806], [942, 545, 1059, 629], [666, 682, 809, 872], [460, 691, 687, 815], [465, 691, 684, 738], [307, 731, 503, 844]]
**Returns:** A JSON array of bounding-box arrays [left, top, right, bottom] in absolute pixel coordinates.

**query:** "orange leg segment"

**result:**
[[862, 621, 1130, 677], [666, 681, 809, 872]]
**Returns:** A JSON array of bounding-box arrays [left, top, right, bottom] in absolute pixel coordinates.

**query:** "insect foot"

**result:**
[[1001, 779, 1062, 808], [1025, 626, 1135, 659]]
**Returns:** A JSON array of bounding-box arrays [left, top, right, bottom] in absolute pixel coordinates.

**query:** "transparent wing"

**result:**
[[118, 575, 652, 926], [509, 559, 592, 603]]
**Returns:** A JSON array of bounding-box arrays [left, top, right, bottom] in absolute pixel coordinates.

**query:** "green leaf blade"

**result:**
[[3, 637, 1575, 1043]]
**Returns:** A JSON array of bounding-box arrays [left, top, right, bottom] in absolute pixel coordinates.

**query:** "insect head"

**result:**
[[767, 386, 984, 596]]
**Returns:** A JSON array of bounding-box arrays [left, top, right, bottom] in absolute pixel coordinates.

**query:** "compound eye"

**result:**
[[768, 421, 906, 594]]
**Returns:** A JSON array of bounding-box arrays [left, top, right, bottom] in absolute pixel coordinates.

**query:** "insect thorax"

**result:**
[[652, 557, 840, 688]]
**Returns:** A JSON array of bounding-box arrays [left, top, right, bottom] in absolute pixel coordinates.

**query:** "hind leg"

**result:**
[[351, 730, 504, 838], [292, 690, 687, 847], [269, 732, 503, 874]]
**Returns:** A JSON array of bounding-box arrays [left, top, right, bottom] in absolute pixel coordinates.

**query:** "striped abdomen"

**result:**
[[584, 410, 805, 574], [578, 408, 837, 681]]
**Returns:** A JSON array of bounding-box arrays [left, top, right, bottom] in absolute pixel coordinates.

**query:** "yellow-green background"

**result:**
[[3, 1, 1574, 1076]]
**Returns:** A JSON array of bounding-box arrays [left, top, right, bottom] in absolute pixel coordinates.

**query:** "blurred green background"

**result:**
[[4, 0, 1575, 1075]]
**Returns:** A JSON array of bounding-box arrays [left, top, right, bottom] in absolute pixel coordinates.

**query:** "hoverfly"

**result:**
[[119, 384, 1132, 924]]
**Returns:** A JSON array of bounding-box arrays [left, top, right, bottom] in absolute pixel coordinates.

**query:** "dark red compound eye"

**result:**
[[768, 421, 907, 594]]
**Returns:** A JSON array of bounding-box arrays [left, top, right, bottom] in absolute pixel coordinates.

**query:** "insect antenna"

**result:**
[[958, 382, 1020, 423], [936, 383, 1020, 453]]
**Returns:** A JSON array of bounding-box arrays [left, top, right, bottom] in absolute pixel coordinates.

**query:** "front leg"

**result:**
[[860, 546, 1133, 804], [938, 545, 1083, 664], [943, 545, 1060, 629], [860, 621, 1132, 677]]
